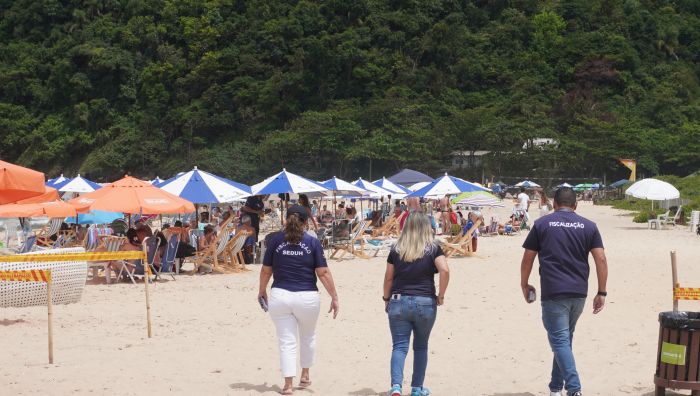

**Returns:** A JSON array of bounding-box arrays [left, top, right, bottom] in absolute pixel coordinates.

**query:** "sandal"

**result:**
[[280, 386, 293, 395], [299, 378, 312, 388]]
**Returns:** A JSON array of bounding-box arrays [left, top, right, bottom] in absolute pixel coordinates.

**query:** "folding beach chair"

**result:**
[[152, 234, 177, 281], [330, 220, 370, 260], [17, 234, 36, 253], [442, 219, 481, 257], [88, 236, 125, 283], [221, 231, 250, 272], [35, 218, 63, 247]]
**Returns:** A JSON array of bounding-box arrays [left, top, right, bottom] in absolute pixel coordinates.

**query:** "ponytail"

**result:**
[[284, 214, 304, 244]]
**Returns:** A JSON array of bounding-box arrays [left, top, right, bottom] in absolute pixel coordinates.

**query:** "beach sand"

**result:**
[[1, 203, 698, 395]]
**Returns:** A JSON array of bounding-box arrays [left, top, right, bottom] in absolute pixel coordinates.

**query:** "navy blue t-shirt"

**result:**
[[263, 232, 328, 292], [522, 209, 604, 300], [388, 244, 444, 298]]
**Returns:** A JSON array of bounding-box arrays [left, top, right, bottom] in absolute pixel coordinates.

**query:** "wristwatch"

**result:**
[[382, 296, 390, 302], [597, 291, 607, 297]]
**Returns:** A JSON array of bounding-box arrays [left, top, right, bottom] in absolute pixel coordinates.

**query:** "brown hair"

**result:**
[[284, 213, 305, 244]]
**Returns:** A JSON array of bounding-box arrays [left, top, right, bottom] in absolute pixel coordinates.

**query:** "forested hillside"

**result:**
[[1, 0, 699, 183]]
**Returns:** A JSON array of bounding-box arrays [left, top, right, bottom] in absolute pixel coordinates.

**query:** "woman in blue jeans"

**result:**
[[383, 213, 450, 396]]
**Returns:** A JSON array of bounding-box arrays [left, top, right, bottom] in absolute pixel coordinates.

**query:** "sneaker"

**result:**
[[550, 392, 562, 396], [411, 387, 431, 396], [388, 384, 402, 396], [569, 392, 582, 396]]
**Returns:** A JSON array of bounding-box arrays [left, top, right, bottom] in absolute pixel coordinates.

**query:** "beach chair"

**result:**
[[189, 230, 230, 273], [330, 220, 370, 260], [664, 206, 682, 227], [35, 218, 63, 247], [152, 234, 177, 281], [121, 236, 159, 284], [480, 219, 499, 237], [87, 236, 125, 283], [648, 210, 670, 230], [17, 234, 36, 253], [442, 219, 481, 257], [371, 215, 399, 238], [221, 231, 250, 272], [362, 234, 397, 257]]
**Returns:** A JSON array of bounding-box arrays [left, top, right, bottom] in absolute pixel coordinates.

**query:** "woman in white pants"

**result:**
[[258, 205, 339, 395]]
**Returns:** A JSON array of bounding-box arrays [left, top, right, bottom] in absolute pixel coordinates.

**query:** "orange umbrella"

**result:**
[[14, 186, 60, 204], [68, 176, 195, 214], [0, 160, 46, 204], [0, 200, 77, 218]]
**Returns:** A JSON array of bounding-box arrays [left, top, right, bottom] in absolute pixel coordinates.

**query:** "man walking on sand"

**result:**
[[519, 187, 608, 396]]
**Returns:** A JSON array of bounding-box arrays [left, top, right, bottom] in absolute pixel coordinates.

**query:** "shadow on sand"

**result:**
[[487, 393, 536, 396], [348, 388, 384, 396], [229, 383, 315, 394], [0, 318, 26, 326]]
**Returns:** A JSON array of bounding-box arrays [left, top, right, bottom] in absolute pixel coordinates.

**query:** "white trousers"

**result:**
[[269, 288, 321, 377]]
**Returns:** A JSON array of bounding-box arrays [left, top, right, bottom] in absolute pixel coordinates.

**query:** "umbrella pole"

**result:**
[[143, 241, 153, 338]]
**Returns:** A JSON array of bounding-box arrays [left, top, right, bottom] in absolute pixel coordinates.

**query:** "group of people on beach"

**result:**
[[257, 187, 608, 396]]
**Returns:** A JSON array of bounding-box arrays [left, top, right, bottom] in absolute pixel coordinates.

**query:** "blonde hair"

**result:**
[[394, 213, 435, 262]]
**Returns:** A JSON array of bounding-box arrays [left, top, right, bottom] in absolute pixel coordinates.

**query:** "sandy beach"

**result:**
[[1, 202, 699, 395]]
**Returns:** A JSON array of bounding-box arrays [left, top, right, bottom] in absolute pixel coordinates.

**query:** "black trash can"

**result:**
[[654, 311, 700, 395]]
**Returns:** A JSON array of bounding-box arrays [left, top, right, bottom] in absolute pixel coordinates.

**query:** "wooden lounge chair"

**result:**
[[220, 231, 250, 272], [35, 218, 63, 247], [189, 230, 230, 273], [442, 219, 481, 258], [330, 220, 370, 260], [371, 215, 399, 238]]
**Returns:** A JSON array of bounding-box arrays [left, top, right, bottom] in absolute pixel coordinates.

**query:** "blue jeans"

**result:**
[[388, 295, 437, 387], [541, 298, 585, 394]]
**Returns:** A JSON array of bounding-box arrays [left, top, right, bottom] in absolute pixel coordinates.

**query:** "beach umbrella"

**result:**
[[408, 182, 430, 192], [557, 182, 573, 188], [407, 174, 490, 198], [321, 177, 368, 196], [625, 178, 680, 201], [573, 183, 592, 191], [609, 179, 629, 189], [13, 186, 60, 204], [0, 160, 47, 204], [157, 166, 251, 203], [149, 176, 164, 186], [352, 178, 394, 198], [515, 180, 541, 188], [373, 177, 412, 198], [55, 174, 102, 193], [252, 169, 327, 195], [0, 200, 78, 218], [46, 174, 69, 188], [451, 191, 504, 208], [65, 210, 123, 225], [387, 168, 434, 186], [68, 176, 195, 214]]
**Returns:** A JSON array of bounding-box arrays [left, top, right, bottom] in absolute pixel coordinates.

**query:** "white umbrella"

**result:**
[[625, 178, 680, 201]]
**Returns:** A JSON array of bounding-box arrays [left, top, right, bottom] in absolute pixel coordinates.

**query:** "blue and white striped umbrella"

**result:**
[[54, 174, 102, 193], [158, 166, 251, 203], [373, 177, 412, 198], [406, 173, 489, 198], [352, 178, 393, 198], [46, 174, 69, 188], [557, 182, 573, 188], [252, 169, 327, 195], [149, 177, 164, 186], [321, 177, 367, 196]]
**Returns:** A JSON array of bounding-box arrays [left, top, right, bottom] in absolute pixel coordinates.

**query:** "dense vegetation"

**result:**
[[1, 0, 699, 184]]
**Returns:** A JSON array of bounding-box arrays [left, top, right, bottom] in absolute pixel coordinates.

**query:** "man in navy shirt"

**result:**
[[520, 187, 608, 396]]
